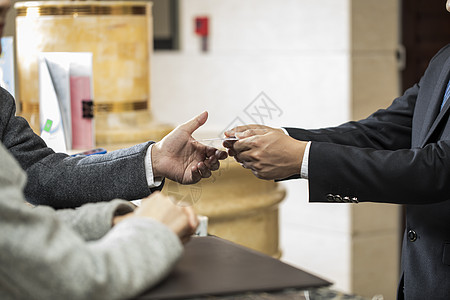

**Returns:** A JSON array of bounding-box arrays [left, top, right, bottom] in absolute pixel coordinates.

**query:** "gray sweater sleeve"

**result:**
[[0, 89, 163, 208], [53, 200, 136, 241], [0, 143, 183, 300]]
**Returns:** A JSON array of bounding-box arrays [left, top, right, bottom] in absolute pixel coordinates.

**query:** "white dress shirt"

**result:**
[[281, 128, 311, 179], [144, 144, 163, 187]]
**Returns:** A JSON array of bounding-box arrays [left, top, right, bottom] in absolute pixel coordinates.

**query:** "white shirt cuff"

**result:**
[[301, 141, 311, 179], [281, 128, 309, 179], [280, 127, 289, 135], [145, 144, 164, 188]]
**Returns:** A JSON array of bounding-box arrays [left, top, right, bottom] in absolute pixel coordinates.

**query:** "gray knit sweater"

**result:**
[[0, 142, 183, 299]]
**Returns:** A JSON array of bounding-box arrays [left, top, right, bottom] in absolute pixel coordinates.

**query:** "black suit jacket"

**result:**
[[285, 44, 450, 299]]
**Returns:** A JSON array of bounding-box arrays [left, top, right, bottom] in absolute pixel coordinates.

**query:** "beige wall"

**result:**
[[350, 0, 401, 298]]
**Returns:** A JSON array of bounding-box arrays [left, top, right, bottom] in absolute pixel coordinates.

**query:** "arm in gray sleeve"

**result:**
[[0, 90, 162, 208], [1, 202, 183, 300], [53, 200, 136, 241]]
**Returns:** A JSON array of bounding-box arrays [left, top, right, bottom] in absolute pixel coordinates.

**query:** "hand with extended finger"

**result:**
[[151, 111, 228, 184]]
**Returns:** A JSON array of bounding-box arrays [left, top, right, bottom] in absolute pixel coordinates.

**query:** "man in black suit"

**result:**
[[224, 2, 450, 299]]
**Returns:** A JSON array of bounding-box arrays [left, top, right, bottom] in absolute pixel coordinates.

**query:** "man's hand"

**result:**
[[223, 125, 307, 180], [151, 111, 228, 184], [223, 125, 284, 156]]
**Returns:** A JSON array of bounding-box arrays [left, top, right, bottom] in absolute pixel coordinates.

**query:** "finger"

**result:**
[[204, 154, 218, 167], [235, 128, 267, 139], [206, 147, 228, 160], [216, 149, 228, 160], [178, 220, 195, 244], [235, 149, 257, 164], [233, 138, 255, 153], [197, 161, 212, 178], [185, 207, 199, 229], [180, 111, 208, 134], [205, 156, 220, 171], [234, 152, 246, 164], [190, 165, 202, 183], [227, 148, 237, 157], [223, 139, 236, 149], [224, 125, 255, 137], [224, 130, 234, 137], [204, 146, 218, 157], [203, 148, 226, 165]]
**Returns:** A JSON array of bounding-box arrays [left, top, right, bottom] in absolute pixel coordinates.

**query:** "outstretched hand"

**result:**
[[151, 112, 228, 184]]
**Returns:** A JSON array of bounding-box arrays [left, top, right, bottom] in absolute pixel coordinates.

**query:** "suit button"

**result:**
[[334, 195, 343, 202], [408, 230, 417, 242], [343, 196, 350, 203], [326, 194, 334, 202]]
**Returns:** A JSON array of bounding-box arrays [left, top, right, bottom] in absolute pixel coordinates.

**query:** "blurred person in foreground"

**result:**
[[0, 140, 199, 299]]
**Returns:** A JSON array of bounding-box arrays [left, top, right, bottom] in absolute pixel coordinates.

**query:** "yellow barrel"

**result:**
[[163, 157, 286, 258], [15, 1, 172, 146]]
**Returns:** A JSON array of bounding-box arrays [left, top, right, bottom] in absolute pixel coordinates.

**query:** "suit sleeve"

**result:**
[[308, 139, 450, 204], [285, 89, 447, 205], [285, 82, 450, 204], [279, 82, 417, 182], [0, 90, 162, 208], [282, 45, 450, 205], [285, 82, 416, 151]]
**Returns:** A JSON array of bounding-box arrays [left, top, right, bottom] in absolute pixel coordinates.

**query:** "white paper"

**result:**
[[38, 59, 67, 153]]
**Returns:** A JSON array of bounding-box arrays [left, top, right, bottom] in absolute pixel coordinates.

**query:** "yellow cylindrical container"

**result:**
[[15, 1, 172, 146], [163, 158, 286, 258]]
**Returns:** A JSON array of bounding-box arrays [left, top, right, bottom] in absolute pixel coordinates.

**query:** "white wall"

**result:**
[[151, 0, 353, 292]]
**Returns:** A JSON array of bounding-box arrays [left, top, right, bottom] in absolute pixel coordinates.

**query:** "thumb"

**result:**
[[180, 111, 208, 134]]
